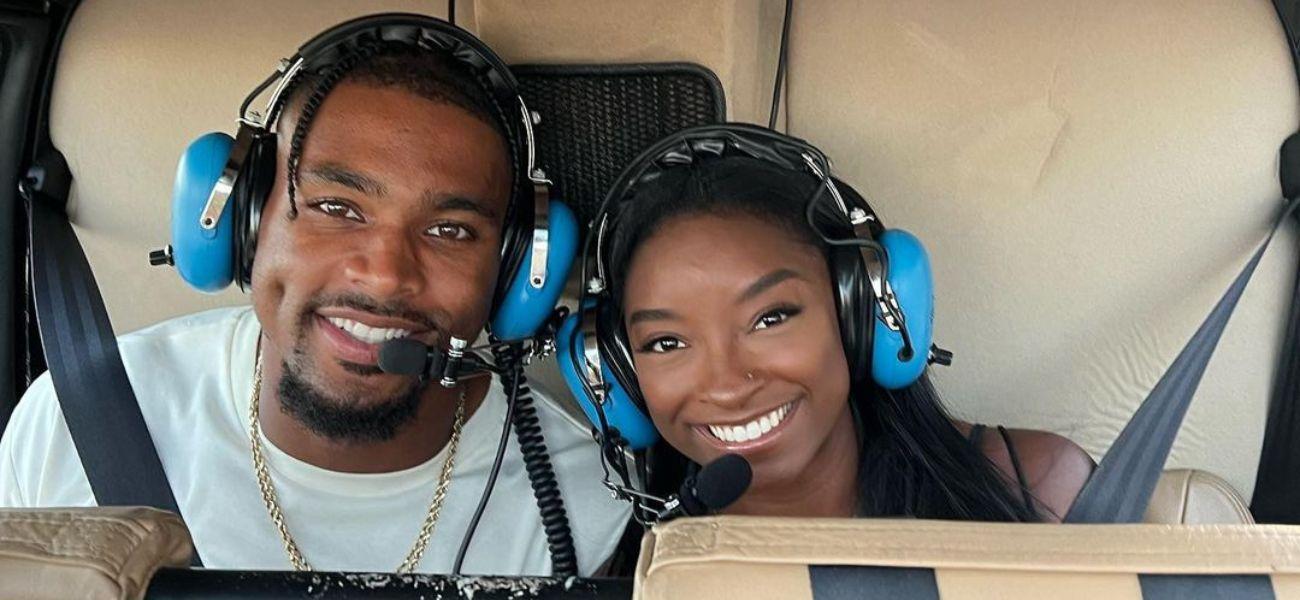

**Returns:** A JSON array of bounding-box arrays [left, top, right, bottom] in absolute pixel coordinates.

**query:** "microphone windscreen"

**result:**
[[378, 338, 428, 375], [695, 454, 752, 511]]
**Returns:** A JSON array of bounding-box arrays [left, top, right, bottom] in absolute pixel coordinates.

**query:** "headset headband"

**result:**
[[242, 14, 522, 131], [587, 123, 871, 293]]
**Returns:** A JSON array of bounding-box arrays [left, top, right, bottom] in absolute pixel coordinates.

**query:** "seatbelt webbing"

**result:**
[[1250, 0, 1300, 524], [1066, 197, 1300, 523], [27, 195, 202, 565], [1274, 0, 1300, 89]]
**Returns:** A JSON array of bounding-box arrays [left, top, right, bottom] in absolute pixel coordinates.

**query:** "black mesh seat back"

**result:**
[[514, 63, 726, 227]]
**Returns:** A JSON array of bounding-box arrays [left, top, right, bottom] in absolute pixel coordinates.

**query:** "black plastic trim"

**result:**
[[0, 9, 49, 428], [511, 62, 727, 121], [145, 569, 633, 600]]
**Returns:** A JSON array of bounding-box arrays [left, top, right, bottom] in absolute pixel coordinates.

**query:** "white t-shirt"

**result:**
[[0, 307, 630, 575]]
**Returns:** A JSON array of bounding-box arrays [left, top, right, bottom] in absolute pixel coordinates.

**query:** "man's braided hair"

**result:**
[[271, 41, 515, 218]]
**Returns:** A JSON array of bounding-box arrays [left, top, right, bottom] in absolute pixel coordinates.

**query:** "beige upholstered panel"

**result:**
[[1277, 576, 1300, 598], [0, 507, 192, 600], [786, 0, 1300, 500], [1146, 469, 1255, 525], [635, 517, 1300, 600], [637, 563, 814, 600], [642, 516, 1300, 573], [934, 570, 1142, 600]]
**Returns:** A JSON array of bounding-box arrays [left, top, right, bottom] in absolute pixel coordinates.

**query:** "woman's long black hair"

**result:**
[[604, 156, 1041, 523]]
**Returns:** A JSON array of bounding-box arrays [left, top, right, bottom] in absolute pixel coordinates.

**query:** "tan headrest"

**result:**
[[636, 516, 1300, 600], [0, 507, 192, 600], [1145, 469, 1255, 525]]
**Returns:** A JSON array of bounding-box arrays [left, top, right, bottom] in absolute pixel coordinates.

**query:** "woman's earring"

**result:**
[[746, 372, 754, 380]]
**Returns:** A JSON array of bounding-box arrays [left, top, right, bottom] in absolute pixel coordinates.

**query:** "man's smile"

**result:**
[[312, 308, 437, 367], [323, 316, 412, 344]]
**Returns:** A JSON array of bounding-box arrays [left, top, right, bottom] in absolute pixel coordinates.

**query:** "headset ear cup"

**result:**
[[595, 300, 659, 450], [233, 133, 277, 290], [871, 229, 934, 389], [599, 368, 654, 449], [555, 310, 658, 450], [170, 133, 238, 293], [831, 244, 874, 387], [491, 200, 580, 341]]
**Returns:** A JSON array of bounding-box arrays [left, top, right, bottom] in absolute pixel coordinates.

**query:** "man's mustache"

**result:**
[[302, 292, 448, 335]]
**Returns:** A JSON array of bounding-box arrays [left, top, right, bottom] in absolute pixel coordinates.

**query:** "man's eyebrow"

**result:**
[[422, 192, 501, 221], [628, 308, 679, 326], [300, 163, 387, 197], [738, 268, 803, 302]]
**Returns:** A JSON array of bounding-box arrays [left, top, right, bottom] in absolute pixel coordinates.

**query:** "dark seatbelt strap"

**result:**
[[1250, 0, 1300, 524], [23, 159, 202, 566], [1274, 0, 1300, 89], [1066, 196, 1300, 523]]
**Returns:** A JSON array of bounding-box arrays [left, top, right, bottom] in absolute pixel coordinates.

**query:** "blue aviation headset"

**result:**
[[557, 123, 940, 452], [151, 13, 578, 342]]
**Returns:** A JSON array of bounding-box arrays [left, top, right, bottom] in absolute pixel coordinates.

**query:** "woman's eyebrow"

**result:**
[[738, 268, 802, 302], [628, 308, 678, 326]]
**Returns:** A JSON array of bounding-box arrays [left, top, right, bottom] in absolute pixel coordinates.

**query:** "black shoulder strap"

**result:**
[[1275, 0, 1300, 90], [995, 426, 1034, 513], [1066, 196, 1300, 523], [23, 166, 198, 566], [1250, 0, 1300, 524]]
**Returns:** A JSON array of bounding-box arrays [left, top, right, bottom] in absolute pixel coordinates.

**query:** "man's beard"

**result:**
[[277, 357, 426, 443], [275, 291, 443, 443]]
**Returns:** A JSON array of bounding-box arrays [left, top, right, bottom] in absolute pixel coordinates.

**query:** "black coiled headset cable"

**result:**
[[451, 342, 578, 577]]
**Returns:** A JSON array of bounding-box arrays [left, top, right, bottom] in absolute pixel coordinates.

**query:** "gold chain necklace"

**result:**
[[248, 351, 466, 572]]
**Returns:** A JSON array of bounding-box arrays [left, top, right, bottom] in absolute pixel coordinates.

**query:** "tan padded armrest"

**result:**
[[636, 517, 1300, 600], [0, 507, 193, 600], [1145, 469, 1255, 525]]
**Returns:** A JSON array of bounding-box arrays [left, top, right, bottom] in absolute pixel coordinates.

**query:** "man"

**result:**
[[0, 23, 629, 575]]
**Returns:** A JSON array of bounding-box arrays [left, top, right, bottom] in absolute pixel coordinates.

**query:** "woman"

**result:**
[[594, 129, 1093, 522]]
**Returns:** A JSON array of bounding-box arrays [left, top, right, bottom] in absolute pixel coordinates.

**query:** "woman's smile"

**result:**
[[694, 399, 801, 452]]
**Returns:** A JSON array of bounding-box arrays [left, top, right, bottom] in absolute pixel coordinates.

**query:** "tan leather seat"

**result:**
[[635, 516, 1300, 600], [0, 507, 192, 600], [1146, 469, 1255, 525]]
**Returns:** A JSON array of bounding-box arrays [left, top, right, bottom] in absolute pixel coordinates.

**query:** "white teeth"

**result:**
[[325, 316, 412, 345], [731, 425, 748, 442], [708, 425, 733, 442], [705, 402, 795, 444], [354, 322, 374, 340]]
